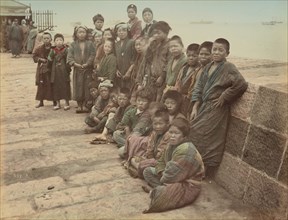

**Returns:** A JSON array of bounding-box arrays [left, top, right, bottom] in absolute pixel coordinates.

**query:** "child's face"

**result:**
[[169, 125, 185, 146], [117, 27, 128, 40], [94, 35, 102, 45], [94, 20, 104, 30], [42, 34, 52, 45], [164, 98, 178, 115], [55, 37, 64, 48], [117, 93, 130, 107], [103, 31, 112, 41], [212, 42, 228, 63], [143, 11, 153, 24], [99, 87, 110, 99], [152, 29, 167, 42], [136, 97, 149, 112], [135, 39, 146, 54], [76, 28, 87, 41], [199, 48, 212, 66], [169, 40, 183, 57], [103, 41, 113, 55], [152, 117, 169, 135], [127, 8, 136, 20], [90, 88, 98, 99], [187, 50, 199, 66]]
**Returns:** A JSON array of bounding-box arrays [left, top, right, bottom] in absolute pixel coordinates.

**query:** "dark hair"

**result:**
[[73, 26, 88, 41], [142, 7, 153, 16], [169, 35, 184, 47], [43, 32, 52, 39], [127, 4, 137, 13], [104, 37, 116, 55], [136, 89, 153, 102], [151, 21, 171, 34], [199, 41, 213, 53], [163, 90, 183, 107], [171, 118, 190, 137], [103, 28, 115, 39], [187, 43, 200, 53], [119, 87, 131, 98], [214, 38, 230, 53], [93, 14, 104, 23], [54, 33, 64, 41], [153, 108, 169, 122]]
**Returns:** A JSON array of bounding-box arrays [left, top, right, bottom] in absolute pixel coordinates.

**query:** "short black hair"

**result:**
[[153, 108, 169, 122], [214, 38, 230, 53], [162, 90, 183, 107], [187, 43, 200, 53], [136, 89, 153, 102], [93, 14, 104, 23], [43, 32, 52, 39], [199, 41, 213, 53], [169, 35, 184, 47], [54, 33, 64, 41], [119, 87, 131, 98], [170, 118, 190, 137]]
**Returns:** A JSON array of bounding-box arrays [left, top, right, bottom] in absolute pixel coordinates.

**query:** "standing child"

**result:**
[[165, 35, 187, 93], [48, 33, 71, 110], [141, 7, 157, 39], [114, 22, 135, 89], [67, 26, 96, 113], [174, 43, 201, 116], [138, 21, 171, 102], [95, 38, 117, 82], [33, 32, 54, 108], [190, 38, 248, 176], [92, 14, 104, 36], [127, 4, 142, 40]]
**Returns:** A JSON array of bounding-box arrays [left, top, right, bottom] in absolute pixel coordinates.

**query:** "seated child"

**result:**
[[90, 87, 132, 144], [84, 80, 117, 134], [162, 89, 186, 123], [128, 108, 170, 178], [190, 38, 248, 176], [174, 43, 201, 116], [113, 89, 153, 156]]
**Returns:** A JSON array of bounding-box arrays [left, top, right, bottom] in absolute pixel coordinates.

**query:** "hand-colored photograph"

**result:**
[[0, 0, 287, 219]]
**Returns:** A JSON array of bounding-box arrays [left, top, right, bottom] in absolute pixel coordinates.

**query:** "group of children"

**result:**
[[33, 4, 248, 213]]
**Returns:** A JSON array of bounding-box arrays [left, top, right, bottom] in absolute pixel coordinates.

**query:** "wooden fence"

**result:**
[[32, 10, 55, 31]]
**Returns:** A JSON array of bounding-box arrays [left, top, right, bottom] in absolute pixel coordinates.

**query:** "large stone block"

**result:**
[[250, 86, 288, 134], [225, 117, 250, 157], [243, 169, 288, 219], [243, 125, 286, 178], [278, 145, 288, 186], [231, 83, 258, 120], [214, 153, 251, 199]]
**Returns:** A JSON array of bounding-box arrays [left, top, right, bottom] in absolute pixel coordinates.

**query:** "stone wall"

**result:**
[[214, 83, 288, 219]]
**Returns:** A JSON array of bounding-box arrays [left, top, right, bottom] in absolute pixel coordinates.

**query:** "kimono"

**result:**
[[174, 62, 201, 116], [128, 17, 142, 40], [138, 39, 170, 101], [9, 24, 23, 55], [131, 52, 144, 99], [165, 53, 187, 87], [115, 38, 135, 89], [48, 45, 71, 101], [141, 20, 157, 38], [21, 24, 29, 52], [93, 43, 105, 69], [143, 141, 205, 213], [190, 60, 248, 167], [96, 53, 117, 81], [106, 104, 132, 133], [67, 40, 96, 102], [33, 44, 53, 101]]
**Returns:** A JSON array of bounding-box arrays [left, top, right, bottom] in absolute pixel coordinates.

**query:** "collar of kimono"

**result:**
[[53, 46, 65, 53]]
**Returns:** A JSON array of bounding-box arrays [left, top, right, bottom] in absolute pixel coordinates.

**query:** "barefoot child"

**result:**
[[67, 26, 96, 113], [190, 38, 248, 176], [48, 33, 71, 110], [33, 32, 54, 108]]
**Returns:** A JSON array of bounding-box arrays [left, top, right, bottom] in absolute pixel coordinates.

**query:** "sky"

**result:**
[[20, 0, 287, 30]]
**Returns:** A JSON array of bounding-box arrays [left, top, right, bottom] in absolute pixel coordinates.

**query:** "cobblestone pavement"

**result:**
[[0, 53, 270, 219]]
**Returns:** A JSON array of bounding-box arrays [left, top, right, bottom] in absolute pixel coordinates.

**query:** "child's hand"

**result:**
[[74, 63, 81, 68], [124, 126, 131, 136], [155, 76, 164, 87], [39, 58, 47, 63], [93, 116, 100, 123], [212, 97, 225, 108], [116, 70, 122, 78], [81, 64, 88, 69]]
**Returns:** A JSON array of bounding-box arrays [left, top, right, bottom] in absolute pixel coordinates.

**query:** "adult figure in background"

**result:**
[[27, 22, 38, 54], [5, 19, 12, 52], [0, 18, 7, 52], [141, 7, 157, 38], [9, 19, 23, 58], [21, 19, 29, 53], [127, 4, 142, 40]]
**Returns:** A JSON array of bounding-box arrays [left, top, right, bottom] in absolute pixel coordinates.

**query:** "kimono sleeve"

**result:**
[[132, 111, 151, 135], [191, 67, 207, 102], [155, 150, 166, 175], [106, 55, 117, 81], [117, 108, 133, 129], [66, 43, 76, 66], [220, 63, 248, 103], [32, 46, 42, 63], [86, 41, 96, 66]]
